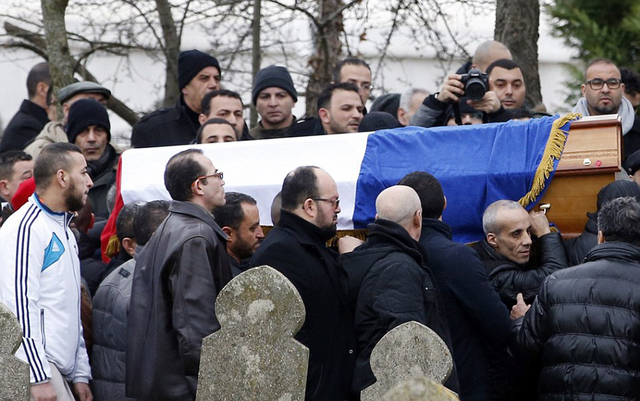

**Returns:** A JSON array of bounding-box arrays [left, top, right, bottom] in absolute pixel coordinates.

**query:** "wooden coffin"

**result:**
[[538, 115, 623, 237]]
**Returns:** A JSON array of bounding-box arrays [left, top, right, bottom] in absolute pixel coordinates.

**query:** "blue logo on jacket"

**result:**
[[43, 233, 65, 271]]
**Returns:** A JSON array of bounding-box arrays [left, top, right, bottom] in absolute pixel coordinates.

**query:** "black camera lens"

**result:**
[[465, 78, 487, 101]]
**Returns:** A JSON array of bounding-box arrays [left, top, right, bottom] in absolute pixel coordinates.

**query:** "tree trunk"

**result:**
[[41, 0, 74, 121], [495, 0, 544, 111], [155, 0, 180, 108], [250, 0, 262, 128], [305, 0, 344, 117]]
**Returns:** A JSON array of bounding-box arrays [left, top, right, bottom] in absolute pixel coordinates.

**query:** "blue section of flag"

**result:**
[[42, 232, 65, 271], [353, 116, 565, 243]]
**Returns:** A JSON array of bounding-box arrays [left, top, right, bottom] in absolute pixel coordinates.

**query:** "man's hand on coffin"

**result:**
[[529, 210, 552, 238]]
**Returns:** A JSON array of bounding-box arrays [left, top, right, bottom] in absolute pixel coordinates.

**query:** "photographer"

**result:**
[[409, 71, 505, 128]]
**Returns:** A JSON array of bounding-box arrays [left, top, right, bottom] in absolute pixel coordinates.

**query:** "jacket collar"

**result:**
[[584, 241, 640, 263], [20, 99, 49, 125], [420, 218, 452, 241], [169, 200, 228, 240], [365, 219, 429, 266], [278, 210, 334, 246], [31, 194, 73, 227]]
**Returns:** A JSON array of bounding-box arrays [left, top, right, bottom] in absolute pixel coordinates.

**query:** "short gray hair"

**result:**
[[482, 200, 523, 234], [400, 88, 428, 111]]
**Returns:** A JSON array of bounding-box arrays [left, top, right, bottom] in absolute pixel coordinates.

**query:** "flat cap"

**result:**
[[58, 81, 111, 104]]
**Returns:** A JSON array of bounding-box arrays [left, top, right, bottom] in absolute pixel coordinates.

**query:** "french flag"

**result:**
[[102, 115, 572, 260]]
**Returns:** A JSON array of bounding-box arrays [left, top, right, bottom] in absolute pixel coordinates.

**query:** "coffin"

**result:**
[[539, 115, 622, 237]]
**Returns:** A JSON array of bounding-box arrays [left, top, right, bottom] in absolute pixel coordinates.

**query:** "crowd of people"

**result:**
[[1, 39, 640, 401]]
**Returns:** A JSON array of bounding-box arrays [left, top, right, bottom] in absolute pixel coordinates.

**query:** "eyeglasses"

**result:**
[[311, 197, 340, 208], [195, 171, 223, 184], [585, 78, 622, 90]]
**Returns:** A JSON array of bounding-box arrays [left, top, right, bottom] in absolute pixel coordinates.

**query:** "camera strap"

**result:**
[[453, 102, 462, 126]]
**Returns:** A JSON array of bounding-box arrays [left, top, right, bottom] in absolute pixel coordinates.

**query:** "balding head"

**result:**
[[375, 185, 422, 240], [472, 41, 512, 72]]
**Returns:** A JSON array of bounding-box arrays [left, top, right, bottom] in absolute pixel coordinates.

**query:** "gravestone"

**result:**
[[381, 377, 459, 401], [0, 302, 30, 401], [196, 265, 309, 401], [362, 321, 453, 401]]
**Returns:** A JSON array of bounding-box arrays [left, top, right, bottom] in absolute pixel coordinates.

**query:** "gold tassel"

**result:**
[[105, 234, 120, 258], [518, 113, 581, 207]]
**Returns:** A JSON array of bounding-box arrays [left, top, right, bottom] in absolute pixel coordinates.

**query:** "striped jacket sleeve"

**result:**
[[0, 205, 51, 384]]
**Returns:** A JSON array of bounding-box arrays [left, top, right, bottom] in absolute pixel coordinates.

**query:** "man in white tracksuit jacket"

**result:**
[[0, 142, 93, 401]]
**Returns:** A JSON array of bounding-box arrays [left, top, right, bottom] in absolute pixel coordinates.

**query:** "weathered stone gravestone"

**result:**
[[381, 377, 459, 401], [362, 321, 454, 401], [196, 265, 309, 401], [0, 302, 30, 401]]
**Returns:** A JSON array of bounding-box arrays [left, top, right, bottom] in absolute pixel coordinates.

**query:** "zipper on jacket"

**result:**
[[40, 309, 46, 349]]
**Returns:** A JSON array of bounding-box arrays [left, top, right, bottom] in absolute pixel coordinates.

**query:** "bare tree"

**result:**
[[495, 0, 543, 110]]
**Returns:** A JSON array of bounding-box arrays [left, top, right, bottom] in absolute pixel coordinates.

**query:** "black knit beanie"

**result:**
[[358, 111, 402, 132], [178, 50, 221, 90], [66, 98, 111, 144], [252, 65, 298, 105], [597, 180, 640, 211]]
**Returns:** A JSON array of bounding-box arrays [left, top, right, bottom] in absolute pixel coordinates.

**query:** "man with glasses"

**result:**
[[333, 57, 373, 108], [573, 58, 640, 162], [126, 148, 232, 401], [251, 166, 361, 401]]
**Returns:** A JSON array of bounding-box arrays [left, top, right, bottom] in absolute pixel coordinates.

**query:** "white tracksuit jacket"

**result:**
[[0, 194, 91, 384]]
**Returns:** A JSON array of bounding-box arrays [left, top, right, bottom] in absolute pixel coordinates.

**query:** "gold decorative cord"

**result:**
[[518, 113, 581, 207]]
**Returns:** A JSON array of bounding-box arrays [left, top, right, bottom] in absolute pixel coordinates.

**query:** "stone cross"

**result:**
[[196, 265, 309, 401], [362, 321, 454, 401], [0, 302, 30, 401], [381, 377, 459, 401]]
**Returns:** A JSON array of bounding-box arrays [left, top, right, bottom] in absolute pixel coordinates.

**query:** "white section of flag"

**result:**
[[120, 132, 372, 229]]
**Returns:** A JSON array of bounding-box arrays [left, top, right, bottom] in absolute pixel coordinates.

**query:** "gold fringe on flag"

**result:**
[[105, 234, 121, 258], [518, 113, 581, 207]]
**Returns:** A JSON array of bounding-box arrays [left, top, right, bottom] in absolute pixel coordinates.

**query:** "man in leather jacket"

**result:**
[[126, 149, 232, 401]]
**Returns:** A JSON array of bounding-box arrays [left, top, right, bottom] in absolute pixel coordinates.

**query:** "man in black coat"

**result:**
[[399, 172, 516, 401], [131, 50, 221, 148], [513, 196, 640, 401], [341, 185, 458, 395], [126, 149, 232, 401], [251, 166, 360, 401], [471, 200, 568, 309], [1, 62, 50, 152]]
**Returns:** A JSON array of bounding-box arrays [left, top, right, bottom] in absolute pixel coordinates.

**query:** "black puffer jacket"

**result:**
[[513, 242, 640, 401], [563, 213, 598, 266], [341, 219, 458, 394], [472, 233, 568, 308]]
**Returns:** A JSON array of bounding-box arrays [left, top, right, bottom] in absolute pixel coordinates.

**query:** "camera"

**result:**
[[459, 68, 489, 101]]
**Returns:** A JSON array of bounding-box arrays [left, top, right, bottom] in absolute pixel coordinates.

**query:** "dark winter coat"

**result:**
[[130, 98, 200, 148], [419, 219, 511, 401], [341, 219, 458, 394], [126, 201, 232, 401], [563, 213, 598, 266], [471, 233, 568, 308], [251, 211, 357, 401], [0, 99, 49, 152], [512, 241, 640, 401], [92, 256, 138, 401]]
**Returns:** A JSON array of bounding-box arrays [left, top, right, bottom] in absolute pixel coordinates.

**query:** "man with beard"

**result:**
[[65, 98, 118, 219], [251, 166, 359, 401], [213, 192, 265, 275], [573, 59, 640, 163], [318, 83, 364, 134], [0, 142, 93, 401]]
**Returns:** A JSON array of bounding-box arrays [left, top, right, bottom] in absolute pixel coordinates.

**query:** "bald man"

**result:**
[[341, 185, 458, 395]]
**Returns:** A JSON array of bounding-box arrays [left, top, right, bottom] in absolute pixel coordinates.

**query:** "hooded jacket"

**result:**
[[340, 219, 458, 394], [513, 242, 640, 401]]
